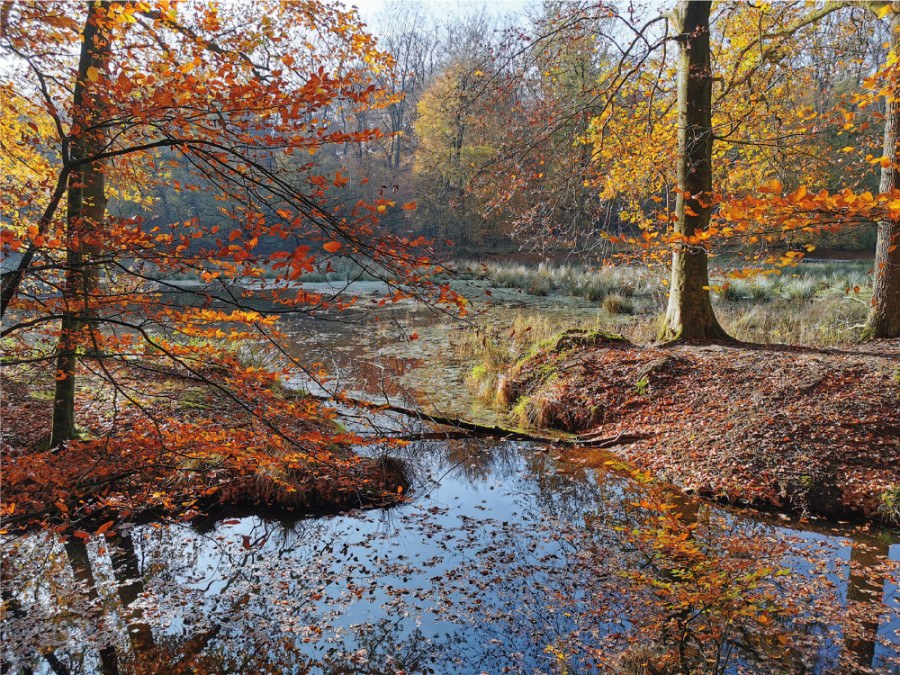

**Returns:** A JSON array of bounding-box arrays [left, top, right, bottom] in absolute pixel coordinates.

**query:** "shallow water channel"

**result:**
[[3, 282, 899, 674]]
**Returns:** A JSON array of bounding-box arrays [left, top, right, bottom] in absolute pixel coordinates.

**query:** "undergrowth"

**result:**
[[464, 260, 873, 347]]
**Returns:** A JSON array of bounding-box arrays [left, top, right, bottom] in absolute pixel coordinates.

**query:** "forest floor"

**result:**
[[0, 360, 407, 531], [503, 332, 900, 522]]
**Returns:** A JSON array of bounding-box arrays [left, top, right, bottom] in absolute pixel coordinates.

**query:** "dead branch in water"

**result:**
[[319, 393, 649, 449]]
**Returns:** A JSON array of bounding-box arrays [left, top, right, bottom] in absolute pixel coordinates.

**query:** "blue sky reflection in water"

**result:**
[[3, 435, 898, 674]]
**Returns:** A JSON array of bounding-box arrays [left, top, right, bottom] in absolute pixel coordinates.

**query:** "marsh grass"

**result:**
[[716, 295, 869, 344], [455, 310, 659, 410], [471, 260, 873, 345], [472, 261, 659, 301], [603, 293, 634, 315], [475, 260, 871, 306], [456, 260, 873, 409], [459, 313, 574, 406]]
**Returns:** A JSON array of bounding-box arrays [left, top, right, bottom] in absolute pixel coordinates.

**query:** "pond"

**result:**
[[3, 281, 899, 674]]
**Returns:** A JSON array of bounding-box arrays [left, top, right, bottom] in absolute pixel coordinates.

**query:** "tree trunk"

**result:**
[[659, 1, 729, 342], [50, 2, 109, 447], [864, 5, 900, 339]]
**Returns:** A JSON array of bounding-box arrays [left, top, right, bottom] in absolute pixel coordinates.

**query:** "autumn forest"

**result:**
[[1, 0, 899, 673]]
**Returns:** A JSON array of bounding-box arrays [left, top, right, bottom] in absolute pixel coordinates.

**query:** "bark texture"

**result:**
[[864, 4, 900, 338], [51, 2, 109, 446], [660, 0, 729, 342]]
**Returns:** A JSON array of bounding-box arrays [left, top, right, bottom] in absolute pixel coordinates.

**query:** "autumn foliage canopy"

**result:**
[[0, 0, 459, 529]]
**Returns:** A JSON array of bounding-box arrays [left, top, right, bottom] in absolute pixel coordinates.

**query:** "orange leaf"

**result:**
[[401, 201, 417, 210], [323, 241, 341, 253]]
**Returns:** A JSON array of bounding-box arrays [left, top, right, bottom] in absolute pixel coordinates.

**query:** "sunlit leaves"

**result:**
[[0, 0, 447, 531]]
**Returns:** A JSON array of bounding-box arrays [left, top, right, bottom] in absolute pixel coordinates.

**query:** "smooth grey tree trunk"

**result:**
[[660, 0, 729, 342], [864, 6, 900, 338]]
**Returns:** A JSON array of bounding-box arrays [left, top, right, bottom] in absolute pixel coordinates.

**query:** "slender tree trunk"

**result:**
[[660, 0, 729, 342], [864, 5, 900, 339], [50, 2, 109, 447]]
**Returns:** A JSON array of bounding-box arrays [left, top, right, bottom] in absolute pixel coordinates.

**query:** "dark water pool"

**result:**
[[3, 435, 898, 674]]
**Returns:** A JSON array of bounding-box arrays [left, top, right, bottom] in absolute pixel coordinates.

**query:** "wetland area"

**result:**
[[3, 278, 899, 674]]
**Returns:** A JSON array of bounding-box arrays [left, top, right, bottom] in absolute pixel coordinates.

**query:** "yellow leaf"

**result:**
[[87, 66, 99, 82]]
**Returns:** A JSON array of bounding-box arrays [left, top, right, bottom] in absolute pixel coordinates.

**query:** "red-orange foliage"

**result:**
[[0, 1, 451, 530]]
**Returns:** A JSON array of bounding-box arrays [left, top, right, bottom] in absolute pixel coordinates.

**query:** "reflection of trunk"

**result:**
[[75, 528, 227, 675], [662, 488, 700, 662], [109, 531, 156, 662], [843, 538, 890, 672], [660, 0, 729, 341], [3, 555, 72, 675], [64, 537, 119, 675], [665, 488, 700, 526], [864, 7, 900, 338], [50, 1, 109, 447]]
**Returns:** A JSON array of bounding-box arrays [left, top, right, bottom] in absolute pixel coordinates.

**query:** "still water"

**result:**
[[2, 282, 898, 674]]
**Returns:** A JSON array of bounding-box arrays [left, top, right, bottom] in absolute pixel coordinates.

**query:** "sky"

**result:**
[[349, 0, 538, 31]]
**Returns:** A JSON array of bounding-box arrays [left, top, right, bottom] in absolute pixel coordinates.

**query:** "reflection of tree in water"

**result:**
[[3, 436, 899, 674], [843, 536, 894, 672], [384, 437, 525, 487], [315, 617, 441, 675], [3, 533, 123, 675], [523, 448, 623, 524]]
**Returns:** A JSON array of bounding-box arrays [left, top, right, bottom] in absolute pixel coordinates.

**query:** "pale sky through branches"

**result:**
[[350, 0, 536, 30]]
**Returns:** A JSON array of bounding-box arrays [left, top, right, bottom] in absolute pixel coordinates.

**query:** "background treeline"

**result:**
[[115, 0, 890, 259]]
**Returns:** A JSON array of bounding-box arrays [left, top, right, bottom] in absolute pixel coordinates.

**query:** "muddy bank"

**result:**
[[499, 332, 900, 521]]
